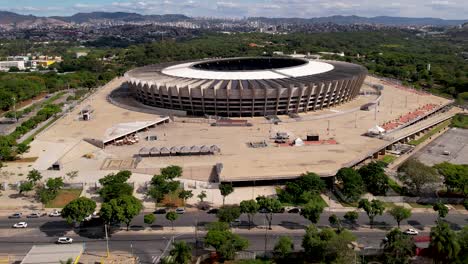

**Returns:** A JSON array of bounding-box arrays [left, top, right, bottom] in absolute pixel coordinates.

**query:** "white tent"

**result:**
[[368, 125, 386, 135], [294, 138, 305, 146]]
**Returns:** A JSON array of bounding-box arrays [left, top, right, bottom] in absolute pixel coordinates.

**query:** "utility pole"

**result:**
[[12, 97, 17, 122], [264, 218, 268, 257], [327, 120, 330, 135], [105, 223, 110, 257], [374, 103, 377, 121]]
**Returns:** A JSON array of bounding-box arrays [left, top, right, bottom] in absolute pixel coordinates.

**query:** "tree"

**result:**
[[358, 199, 385, 228], [382, 228, 416, 264], [61, 197, 96, 224], [324, 229, 357, 263], [388, 206, 412, 228], [433, 162, 468, 196], [277, 172, 326, 204], [27, 169, 42, 184], [99, 170, 134, 202], [100, 195, 142, 231], [99, 182, 133, 202], [19, 181, 33, 194], [169, 241, 192, 264], [217, 205, 241, 224], [274, 236, 294, 260], [302, 225, 331, 262], [344, 211, 359, 226], [66, 171, 79, 181], [240, 199, 259, 229], [302, 225, 356, 263], [160, 165, 183, 180], [46, 177, 64, 194], [166, 211, 178, 230], [178, 190, 193, 207], [257, 196, 283, 230], [328, 214, 342, 230], [398, 159, 441, 195], [219, 183, 234, 205], [433, 202, 449, 219], [197, 191, 207, 203], [144, 214, 155, 226], [204, 222, 249, 260], [430, 220, 460, 264], [99, 170, 131, 186], [457, 226, 468, 262], [16, 143, 30, 154], [59, 258, 73, 264], [335, 167, 365, 202], [358, 162, 389, 195], [301, 197, 325, 224]]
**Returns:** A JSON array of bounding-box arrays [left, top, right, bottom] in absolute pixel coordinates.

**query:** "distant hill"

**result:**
[[0, 11, 36, 24], [51, 12, 191, 23], [0, 11, 466, 27], [250, 15, 468, 26]]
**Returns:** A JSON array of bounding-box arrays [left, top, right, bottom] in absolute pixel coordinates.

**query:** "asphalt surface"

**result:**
[[0, 211, 464, 263], [1, 211, 466, 231]]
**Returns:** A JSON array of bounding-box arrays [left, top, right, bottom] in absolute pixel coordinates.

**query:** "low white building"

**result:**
[[0, 60, 25, 71]]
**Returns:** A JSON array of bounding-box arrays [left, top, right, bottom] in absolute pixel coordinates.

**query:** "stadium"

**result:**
[[125, 57, 368, 116]]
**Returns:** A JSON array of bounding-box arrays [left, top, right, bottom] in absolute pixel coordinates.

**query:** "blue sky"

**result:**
[[1, 0, 467, 19]]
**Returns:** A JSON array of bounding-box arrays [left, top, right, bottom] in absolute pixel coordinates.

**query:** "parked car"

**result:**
[[288, 208, 301, 213], [175, 208, 185, 214], [207, 208, 219, 214], [27, 212, 41, 218], [12, 222, 27, 228], [154, 208, 167, 214], [49, 210, 61, 217], [56, 237, 73, 244], [91, 211, 100, 219], [8, 213, 22, 219], [404, 229, 419, 235], [258, 208, 268, 213], [231, 219, 242, 226], [84, 214, 93, 221]]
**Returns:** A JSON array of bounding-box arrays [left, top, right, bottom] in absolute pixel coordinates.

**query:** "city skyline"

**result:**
[[2, 0, 468, 20]]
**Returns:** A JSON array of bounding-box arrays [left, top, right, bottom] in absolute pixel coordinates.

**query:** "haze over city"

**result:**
[[2, 0, 468, 19]]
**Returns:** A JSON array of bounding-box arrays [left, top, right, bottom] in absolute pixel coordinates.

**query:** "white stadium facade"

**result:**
[[125, 57, 367, 116]]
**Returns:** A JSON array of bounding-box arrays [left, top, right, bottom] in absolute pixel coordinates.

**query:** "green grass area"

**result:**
[[451, 114, 468, 129], [45, 189, 82, 208], [21, 115, 61, 145], [388, 177, 404, 195], [408, 120, 451, 146], [381, 155, 397, 165], [408, 202, 433, 209], [382, 202, 397, 210]]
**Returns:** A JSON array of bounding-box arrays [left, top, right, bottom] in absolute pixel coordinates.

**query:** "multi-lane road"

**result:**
[[0, 210, 465, 263]]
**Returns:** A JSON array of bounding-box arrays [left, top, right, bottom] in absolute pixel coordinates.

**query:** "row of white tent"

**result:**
[[139, 145, 221, 157]]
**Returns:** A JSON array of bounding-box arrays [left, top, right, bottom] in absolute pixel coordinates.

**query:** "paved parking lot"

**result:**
[[413, 127, 468, 165]]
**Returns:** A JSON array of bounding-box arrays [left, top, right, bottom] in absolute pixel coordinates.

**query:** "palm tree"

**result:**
[[59, 258, 73, 264], [169, 241, 192, 264], [430, 220, 460, 264]]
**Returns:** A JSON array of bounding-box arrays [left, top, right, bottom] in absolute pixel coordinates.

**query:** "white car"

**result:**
[[404, 228, 419, 235], [56, 237, 73, 244], [13, 222, 28, 228], [91, 211, 100, 219], [175, 208, 185, 214], [49, 210, 61, 217]]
